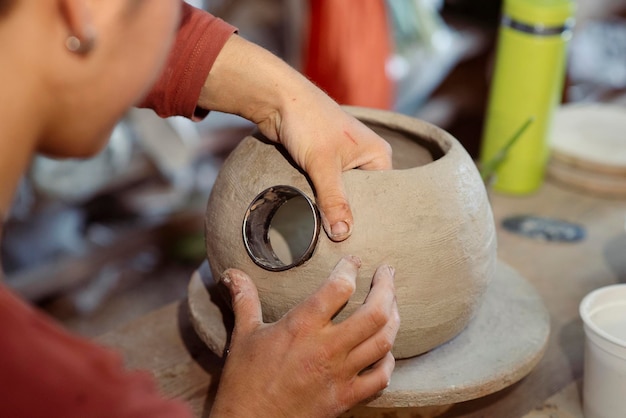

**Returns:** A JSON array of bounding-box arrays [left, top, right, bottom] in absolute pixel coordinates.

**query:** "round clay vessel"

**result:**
[[204, 106, 497, 359]]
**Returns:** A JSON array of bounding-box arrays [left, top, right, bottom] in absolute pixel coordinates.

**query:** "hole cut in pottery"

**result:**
[[243, 185, 321, 271]]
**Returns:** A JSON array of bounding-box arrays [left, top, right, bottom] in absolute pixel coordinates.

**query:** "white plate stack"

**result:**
[[548, 104, 626, 198]]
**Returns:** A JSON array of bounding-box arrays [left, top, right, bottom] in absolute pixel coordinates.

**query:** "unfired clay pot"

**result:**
[[204, 106, 497, 359]]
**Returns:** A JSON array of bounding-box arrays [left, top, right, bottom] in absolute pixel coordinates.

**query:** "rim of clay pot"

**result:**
[[343, 106, 452, 164], [242, 185, 321, 271]]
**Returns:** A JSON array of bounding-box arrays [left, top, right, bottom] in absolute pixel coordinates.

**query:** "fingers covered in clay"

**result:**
[[338, 264, 399, 374], [200, 35, 392, 242], [210, 257, 399, 418], [293, 255, 360, 321], [312, 169, 354, 242], [220, 269, 263, 335]]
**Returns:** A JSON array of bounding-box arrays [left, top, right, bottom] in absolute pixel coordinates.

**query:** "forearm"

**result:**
[[198, 34, 332, 142], [198, 33, 392, 241]]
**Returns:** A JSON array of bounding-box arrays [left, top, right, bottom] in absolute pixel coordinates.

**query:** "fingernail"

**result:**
[[388, 265, 395, 278], [331, 221, 350, 238]]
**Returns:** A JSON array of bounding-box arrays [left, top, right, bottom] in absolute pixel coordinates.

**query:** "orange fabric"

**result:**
[[139, 3, 237, 120], [0, 285, 192, 417], [304, 0, 394, 109]]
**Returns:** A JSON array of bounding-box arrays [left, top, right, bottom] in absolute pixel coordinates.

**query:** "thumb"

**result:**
[[308, 166, 353, 242], [221, 268, 263, 334]]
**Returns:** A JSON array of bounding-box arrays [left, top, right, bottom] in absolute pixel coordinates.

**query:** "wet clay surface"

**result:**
[[204, 107, 497, 358]]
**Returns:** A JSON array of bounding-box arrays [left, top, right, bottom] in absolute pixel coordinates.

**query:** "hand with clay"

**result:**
[[199, 34, 393, 242], [209, 256, 400, 418]]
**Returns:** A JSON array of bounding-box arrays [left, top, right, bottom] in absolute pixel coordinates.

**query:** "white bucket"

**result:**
[[580, 284, 626, 418]]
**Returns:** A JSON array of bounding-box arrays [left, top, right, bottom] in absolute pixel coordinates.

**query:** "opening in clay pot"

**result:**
[[366, 122, 447, 169], [243, 185, 321, 271]]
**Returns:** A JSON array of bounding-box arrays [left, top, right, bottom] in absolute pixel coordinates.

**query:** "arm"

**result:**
[[198, 34, 392, 241], [140, 4, 392, 241], [140, 4, 391, 241]]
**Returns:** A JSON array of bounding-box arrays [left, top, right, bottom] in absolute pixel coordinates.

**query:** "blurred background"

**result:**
[[3, 0, 626, 336]]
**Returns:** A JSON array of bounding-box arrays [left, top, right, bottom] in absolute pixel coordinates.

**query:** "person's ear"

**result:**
[[59, 0, 96, 54]]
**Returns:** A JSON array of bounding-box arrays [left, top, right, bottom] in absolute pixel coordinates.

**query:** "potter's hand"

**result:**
[[267, 97, 392, 242], [198, 34, 393, 242], [209, 256, 399, 418]]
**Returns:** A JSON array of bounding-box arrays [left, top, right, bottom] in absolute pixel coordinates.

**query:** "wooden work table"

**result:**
[[98, 180, 626, 417]]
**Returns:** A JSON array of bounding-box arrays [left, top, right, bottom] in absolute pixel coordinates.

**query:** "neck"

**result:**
[[0, 102, 40, 218], [0, 6, 48, 217], [0, 66, 44, 219]]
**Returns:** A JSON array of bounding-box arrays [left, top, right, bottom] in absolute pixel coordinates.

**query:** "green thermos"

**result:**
[[480, 0, 575, 194]]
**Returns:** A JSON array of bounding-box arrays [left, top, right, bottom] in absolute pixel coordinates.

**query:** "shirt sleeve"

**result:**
[[0, 285, 193, 418], [138, 3, 237, 120]]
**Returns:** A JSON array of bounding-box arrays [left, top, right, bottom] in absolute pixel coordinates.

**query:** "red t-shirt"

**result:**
[[0, 4, 236, 417], [0, 287, 192, 417], [139, 4, 236, 120]]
